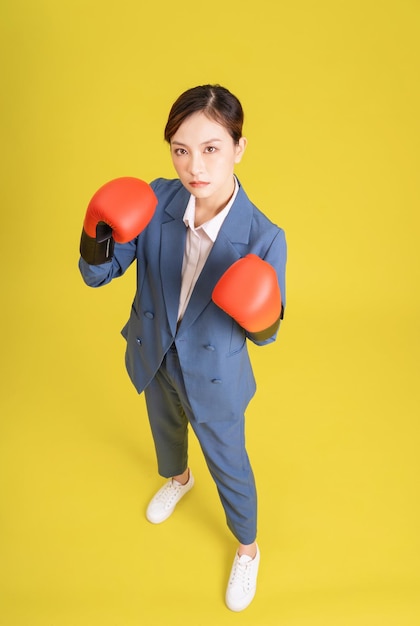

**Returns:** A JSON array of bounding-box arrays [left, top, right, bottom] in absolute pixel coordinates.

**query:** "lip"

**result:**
[[189, 181, 210, 188]]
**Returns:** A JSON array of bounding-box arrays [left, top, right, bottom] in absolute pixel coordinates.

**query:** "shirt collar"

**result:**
[[182, 177, 239, 242]]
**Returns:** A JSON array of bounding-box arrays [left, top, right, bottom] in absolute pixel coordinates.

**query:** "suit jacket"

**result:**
[[79, 177, 287, 423]]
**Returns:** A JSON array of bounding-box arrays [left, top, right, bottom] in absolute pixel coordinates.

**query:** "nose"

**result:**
[[189, 151, 205, 176]]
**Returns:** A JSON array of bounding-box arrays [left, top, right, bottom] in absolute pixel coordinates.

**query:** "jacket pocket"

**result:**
[[121, 302, 140, 341], [228, 321, 246, 356]]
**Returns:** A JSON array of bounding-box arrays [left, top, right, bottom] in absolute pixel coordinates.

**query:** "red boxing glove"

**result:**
[[212, 254, 282, 335], [80, 177, 157, 264]]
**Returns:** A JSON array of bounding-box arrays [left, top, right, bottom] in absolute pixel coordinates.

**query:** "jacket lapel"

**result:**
[[160, 186, 189, 336], [176, 184, 254, 336]]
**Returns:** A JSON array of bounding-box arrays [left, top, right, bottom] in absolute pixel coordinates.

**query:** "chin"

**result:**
[[190, 186, 212, 198]]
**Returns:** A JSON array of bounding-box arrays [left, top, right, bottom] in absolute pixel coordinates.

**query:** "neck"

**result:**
[[195, 178, 235, 226]]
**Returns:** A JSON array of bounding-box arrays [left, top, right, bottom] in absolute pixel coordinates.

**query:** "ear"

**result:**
[[234, 137, 247, 163]]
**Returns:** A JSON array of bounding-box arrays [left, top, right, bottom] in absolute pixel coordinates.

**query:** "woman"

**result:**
[[79, 84, 287, 611]]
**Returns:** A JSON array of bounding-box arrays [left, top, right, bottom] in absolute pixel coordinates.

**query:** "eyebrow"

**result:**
[[171, 138, 223, 146]]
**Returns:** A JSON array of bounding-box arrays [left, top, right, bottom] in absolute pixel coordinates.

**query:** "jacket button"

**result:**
[[205, 344, 215, 351], [144, 311, 154, 319], [136, 337, 142, 345], [211, 378, 222, 384]]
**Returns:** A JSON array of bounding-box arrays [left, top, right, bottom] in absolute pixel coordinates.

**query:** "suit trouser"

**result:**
[[143, 343, 257, 545]]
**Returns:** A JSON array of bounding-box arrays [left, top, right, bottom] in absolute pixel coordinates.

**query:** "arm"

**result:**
[[78, 239, 138, 287], [78, 176, 157, 288], [247, 228, 287, 345], [212, 228, 287, 346]]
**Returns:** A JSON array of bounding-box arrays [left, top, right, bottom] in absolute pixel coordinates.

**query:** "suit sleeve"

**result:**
[[78, 238, 137, 287], [246, 228, 287, 346]]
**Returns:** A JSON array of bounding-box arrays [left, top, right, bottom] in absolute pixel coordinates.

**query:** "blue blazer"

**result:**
[[79, 177, 287, 423]]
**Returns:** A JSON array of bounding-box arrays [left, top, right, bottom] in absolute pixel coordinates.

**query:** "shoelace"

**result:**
[[156, 480, 185, 509], [229, 555, 254, 591]]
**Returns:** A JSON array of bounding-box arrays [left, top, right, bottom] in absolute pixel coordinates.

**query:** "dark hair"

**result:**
[[164, 84, 244, 144]]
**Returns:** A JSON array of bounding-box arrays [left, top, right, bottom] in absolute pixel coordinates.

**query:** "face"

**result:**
[[170, 112, 246, 210]]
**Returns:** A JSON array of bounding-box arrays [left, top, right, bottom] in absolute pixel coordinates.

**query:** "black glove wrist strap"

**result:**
[[80, 222, 114, 265]]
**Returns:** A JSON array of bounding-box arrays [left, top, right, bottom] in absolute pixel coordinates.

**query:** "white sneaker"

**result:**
[[225, 545, 260, 612], [146, 472, 194, 524]]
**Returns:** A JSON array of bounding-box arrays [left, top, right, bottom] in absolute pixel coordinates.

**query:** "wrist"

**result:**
[[80, 224, 114, 265]]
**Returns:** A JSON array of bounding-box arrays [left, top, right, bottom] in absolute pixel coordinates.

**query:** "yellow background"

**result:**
[[1, 1, 419, 624]]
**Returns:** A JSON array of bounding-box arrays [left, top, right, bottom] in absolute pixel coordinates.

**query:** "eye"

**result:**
[[204, 146, 217, 153], [173, 148, 188, 156]]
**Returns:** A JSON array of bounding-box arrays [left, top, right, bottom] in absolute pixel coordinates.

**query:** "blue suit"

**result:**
[[79, 177, 287, 543]]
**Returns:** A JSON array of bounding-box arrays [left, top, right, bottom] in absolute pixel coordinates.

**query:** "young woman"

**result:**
[[79, 84, 287, 611]]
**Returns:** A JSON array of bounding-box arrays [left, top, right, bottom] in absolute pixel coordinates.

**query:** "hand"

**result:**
[[80, 177, 157, 264], [212, 254, 282, 334]]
